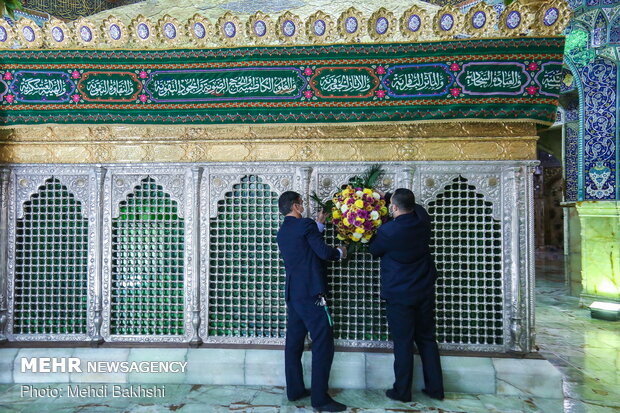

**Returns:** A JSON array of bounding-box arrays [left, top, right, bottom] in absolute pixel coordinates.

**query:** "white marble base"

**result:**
[[0, 348, 563, 398]]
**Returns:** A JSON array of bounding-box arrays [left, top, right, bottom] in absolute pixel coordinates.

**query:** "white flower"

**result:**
[[372, 192, 380, 199], [361, 238, 369, 243], [335, 201, 341, 208], [370, 210, 379, 220], [352, 232, 363, 239], [355, 190, 364, 197], [341, 205, 348, 213]]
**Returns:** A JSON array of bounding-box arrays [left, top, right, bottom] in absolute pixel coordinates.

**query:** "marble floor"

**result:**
[[0, 252, 618, 413]]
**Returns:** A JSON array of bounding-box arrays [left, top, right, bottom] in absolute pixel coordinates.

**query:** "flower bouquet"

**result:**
[[312, 164, 389, 254]]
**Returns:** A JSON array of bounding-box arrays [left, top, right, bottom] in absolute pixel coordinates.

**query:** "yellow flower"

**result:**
[[374, 219, 382, 227], [363, 233, 373, 240], [365, 205, 373, 211], [355, 227, 365, 234], [350, 235, 361, 242], [337, 234, 346, 241], [363, 188, 373, 195], [343, 217, 350, 226], [380, 206, 388, 216], [354, 199, 365, 208], [332, 210, 341, 219]]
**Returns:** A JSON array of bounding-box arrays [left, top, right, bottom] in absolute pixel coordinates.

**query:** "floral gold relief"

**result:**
[[0, 122, 538, 163]]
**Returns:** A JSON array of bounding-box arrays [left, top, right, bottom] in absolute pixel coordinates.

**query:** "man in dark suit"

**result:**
[[277, 191, 347, 412], [369, 188, 444, 402]]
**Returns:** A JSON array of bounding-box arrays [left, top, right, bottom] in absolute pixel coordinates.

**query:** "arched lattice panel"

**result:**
[[13, 177, 88, 335], [323, 174, 389, 344], [325, 226, 388, 343], [110, 177, 185, 336], [427, 176, 503, 348], [207, 175, 286, 338]]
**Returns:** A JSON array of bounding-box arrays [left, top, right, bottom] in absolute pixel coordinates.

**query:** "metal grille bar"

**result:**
[[110, 177, 185, 336], [13, 177, 88, 335], [207, 175, 286, 338], [326, 229, 389, 343], [428, 176, 504, 347]]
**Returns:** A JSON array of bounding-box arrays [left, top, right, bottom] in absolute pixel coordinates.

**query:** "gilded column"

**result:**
[[508, 166, 524, 352], [0, 168, 9, 342], [298, 166, 312, 218], [91, 166, 106, 344], [190, 167, 204, 346]]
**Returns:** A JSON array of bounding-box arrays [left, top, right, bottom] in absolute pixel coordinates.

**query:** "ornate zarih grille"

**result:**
[[208, 175, 286, 338], [428, 176, 503, 347], [110, 177, 185, 336], [327, 241, 388, 342], [13, 177, 88, 335]]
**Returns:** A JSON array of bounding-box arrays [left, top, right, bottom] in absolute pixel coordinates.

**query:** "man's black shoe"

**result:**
[[385, 389, 411, 402], [288, 389, 311, 401], [312, 400, 347, 412], [422, 388, 445, 401]]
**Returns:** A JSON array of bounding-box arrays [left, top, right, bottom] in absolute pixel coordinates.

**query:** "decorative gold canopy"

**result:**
[[1, 0, 571, 50]]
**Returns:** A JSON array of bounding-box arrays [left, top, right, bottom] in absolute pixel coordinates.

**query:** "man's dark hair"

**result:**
[[279, 191, 301, 215], [391, 188, 415, 213]]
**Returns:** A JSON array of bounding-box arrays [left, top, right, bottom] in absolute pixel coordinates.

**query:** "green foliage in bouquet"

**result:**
[[350, 164, 385, 190]]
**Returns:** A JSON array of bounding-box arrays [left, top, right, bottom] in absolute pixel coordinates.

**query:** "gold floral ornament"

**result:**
[[464, 3, 496, 38], [16, 18, 43, 49], [499, 0, 534, 37], [399, 5, 429, 42], [433, 5, 463, 40], [129, 15, 155, 47], [73, 18, 98, 48], [101, 16, 127, 48], [276, 11, 303, 44], [533, 0, 571, 37], [157, 15, 184, 46], [186, 14, 213, 47], [247, 11, 274, 45], [44, 19, 72, 48], [216, 12, 243, 47], [338, 7, 365, 43], [0, 19, 13, 49], [368, 7, 395, 42], [306, 11, 334, 44]]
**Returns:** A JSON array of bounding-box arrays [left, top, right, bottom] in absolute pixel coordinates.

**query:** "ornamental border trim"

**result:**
[[0, 0, 571, 50]]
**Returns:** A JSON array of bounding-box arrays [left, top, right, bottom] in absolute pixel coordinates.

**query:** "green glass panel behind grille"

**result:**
[[14, 177, 88, 335], [111, 177, 185, 336]]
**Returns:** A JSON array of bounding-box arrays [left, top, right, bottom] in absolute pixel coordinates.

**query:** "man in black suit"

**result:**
[[277, 191, 347, 412], [369, 188, 444, 402]]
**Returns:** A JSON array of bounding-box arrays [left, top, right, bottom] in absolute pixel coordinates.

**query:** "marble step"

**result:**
[[0, 348, 563, 399]]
